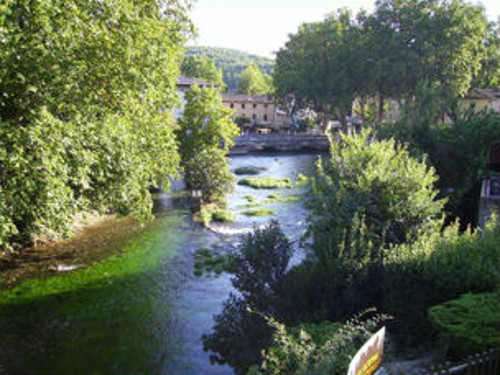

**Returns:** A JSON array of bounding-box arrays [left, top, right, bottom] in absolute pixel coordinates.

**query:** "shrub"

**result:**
[[212, 210, 235, 223], [375, 110, 500, 227], [293, 130, 444, 324], [250, 310, 389, 375], [429, 292, 500, 357], [381, 218, 500, 344]]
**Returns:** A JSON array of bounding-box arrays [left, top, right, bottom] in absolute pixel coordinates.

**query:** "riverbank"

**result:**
[[0, 214, 144, 288]]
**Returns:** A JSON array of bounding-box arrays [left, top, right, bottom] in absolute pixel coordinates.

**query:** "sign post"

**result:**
[[347, 327, 386, 375]]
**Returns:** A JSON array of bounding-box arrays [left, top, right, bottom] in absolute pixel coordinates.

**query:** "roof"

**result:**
[[462, 88, 500, 100], [222, 94, 274, 104], [177, 75, 213, 88]]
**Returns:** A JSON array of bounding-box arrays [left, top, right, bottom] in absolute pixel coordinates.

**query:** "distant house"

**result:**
[[222, 94, 292, 132], [174, 75, 214, 119], [478, 140, 500, 230], [458, 88, 500, 113]]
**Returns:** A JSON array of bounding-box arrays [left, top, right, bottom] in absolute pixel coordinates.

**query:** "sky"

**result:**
[[188, 0, 500, 59]]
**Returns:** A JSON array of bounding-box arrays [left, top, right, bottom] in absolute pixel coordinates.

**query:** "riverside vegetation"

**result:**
[[1, 0, 192, 250], [2, 0, 500, 374], [1, 0, 240, 253], [203, 131, 500, 375]]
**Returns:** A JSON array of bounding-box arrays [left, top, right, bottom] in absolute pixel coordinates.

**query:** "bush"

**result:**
[[429, 292, 500, 357], [291, 131, 444, 323], [376, 110, 500, 227], [381, 218, 500, 344], [212, 210, 236, 223], [250, 310, 389, 375]]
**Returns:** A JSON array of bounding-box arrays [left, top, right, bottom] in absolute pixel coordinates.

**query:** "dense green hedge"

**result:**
[[429, 292, 500, 357], [382, 219, 500, 344], [0, 0, 192, 250]]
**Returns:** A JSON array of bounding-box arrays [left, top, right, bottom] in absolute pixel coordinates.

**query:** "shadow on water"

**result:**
[[1, 213, 188, 375], [0, 153, 317, 375]]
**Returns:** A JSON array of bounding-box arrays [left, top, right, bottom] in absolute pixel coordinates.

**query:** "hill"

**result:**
[[186, 46, 274, 92]]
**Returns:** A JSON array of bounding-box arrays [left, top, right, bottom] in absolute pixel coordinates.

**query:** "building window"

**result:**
[[230, 103, 234, 109], [253, 103, 257, 108], [242, 103, 246, 109], [264, 104, 268, 109], [252, 114, 256, 120], [263, 114, 268, 121]]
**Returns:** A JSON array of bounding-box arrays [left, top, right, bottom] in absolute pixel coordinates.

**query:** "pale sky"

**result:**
[[188, 0, 500, 58]]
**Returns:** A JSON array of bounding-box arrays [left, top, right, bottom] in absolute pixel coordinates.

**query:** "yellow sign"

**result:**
[[347, 327, 386, 375]]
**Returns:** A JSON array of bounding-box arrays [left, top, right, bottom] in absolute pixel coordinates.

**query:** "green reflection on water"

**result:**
[[1, 214, 187, 375]]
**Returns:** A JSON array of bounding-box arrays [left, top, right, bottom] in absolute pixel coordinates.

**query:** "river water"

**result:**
[[0, 154, 316, 375]]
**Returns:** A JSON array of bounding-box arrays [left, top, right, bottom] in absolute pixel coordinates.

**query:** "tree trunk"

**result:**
[[377, 93, 385, 122]]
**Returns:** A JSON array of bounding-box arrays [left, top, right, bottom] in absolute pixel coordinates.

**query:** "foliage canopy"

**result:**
[[0, 0, 192, 249]]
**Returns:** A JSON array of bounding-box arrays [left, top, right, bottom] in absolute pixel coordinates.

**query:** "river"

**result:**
[[0, 153, 316, 375]]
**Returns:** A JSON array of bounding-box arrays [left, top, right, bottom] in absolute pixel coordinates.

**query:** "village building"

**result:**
[[222, 94, 292, 132], [174, 75, 214, 119], [458, 88, 500, 113], [385, 88, 500, 124]]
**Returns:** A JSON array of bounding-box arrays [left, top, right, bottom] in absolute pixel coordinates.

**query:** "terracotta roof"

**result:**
[[177, 75, 213, 87], [463, 88, 500, 100], [222, 94, 274, 103]]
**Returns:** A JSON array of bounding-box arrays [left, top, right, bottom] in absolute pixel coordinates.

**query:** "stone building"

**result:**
[[222, 94, 291, 131], [459, 88, 500, 113], [174, 75, 214, 119]]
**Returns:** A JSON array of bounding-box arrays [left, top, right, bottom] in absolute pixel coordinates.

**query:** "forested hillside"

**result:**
[[186, 46, 274, 92]]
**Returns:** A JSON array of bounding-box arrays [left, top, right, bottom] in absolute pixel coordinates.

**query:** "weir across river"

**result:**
[[231, 133, 330, 154]]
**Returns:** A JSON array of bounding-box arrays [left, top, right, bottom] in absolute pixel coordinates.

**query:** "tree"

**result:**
[[183, 147, 235, 203], [472, 20, 500, 88], [181, 55, 226, 90], [238, 63, 273, 96], [361, 0, 491, 116], [284, 131, 445, 321], [0, 0, 192, 250], [186, 46, 274, 93], [274, 9, 365, 130], [274, 1, 493, 125], [177, 85, 239, 201], [203, 222, 293, 374]]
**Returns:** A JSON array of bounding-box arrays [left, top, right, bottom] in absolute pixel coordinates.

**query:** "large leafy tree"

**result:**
[[177, 85, 239, 201], [238, 63, 273, 96], [274, 10, 366, 129], [365, 0, 490, 111], [0, 0, 192, 249], [274, 1, 493, 125], [181, 55, 226, 90]]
